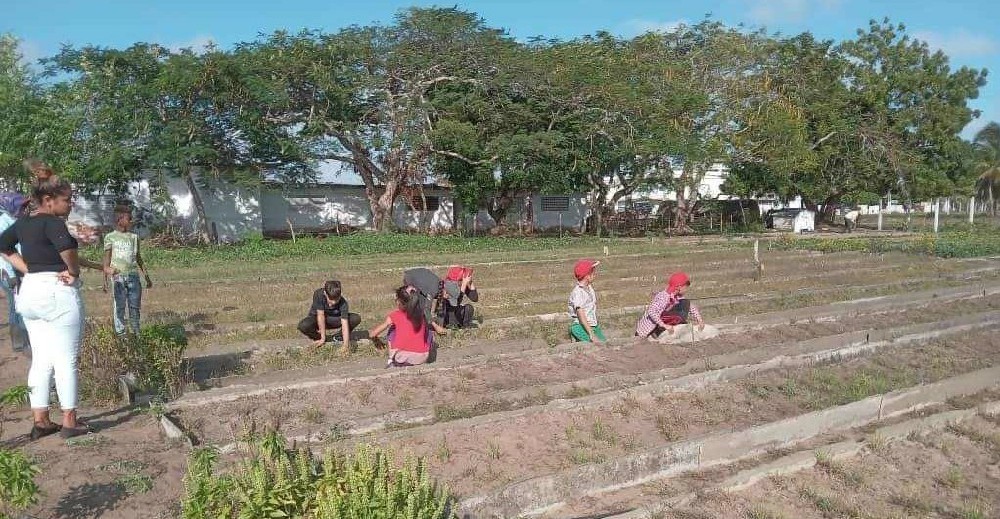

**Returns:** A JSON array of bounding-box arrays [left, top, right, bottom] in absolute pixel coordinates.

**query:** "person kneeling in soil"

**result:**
[[298, 280, 361, 351], [437, 266, 479, 329], [568, 259, 606, 344], [402, 267, 450, 335], [635, 271, 704, 341], [369, 286, 431, 367]]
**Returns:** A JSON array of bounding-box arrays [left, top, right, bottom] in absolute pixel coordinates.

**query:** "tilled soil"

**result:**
[[195, 327, 1000, 499], [178, 293, 1000, 446], [662, 414, 1000, 519]]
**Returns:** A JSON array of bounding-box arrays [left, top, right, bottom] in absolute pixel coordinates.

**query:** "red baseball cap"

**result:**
[[667, 272, 691, 293], [573, 259, 601, 280], [445, 266, 472, 281]]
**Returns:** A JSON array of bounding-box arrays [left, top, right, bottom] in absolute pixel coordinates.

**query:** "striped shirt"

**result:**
[[634, 289, 702, 338]]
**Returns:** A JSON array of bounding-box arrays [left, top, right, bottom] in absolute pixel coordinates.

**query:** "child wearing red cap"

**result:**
[[568, 259, 606, 343], [635, 271, 704, 340], [437, 266, 478, 329]]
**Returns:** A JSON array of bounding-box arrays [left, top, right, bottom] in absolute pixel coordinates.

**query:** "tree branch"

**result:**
[[429, 147, 497, 166]]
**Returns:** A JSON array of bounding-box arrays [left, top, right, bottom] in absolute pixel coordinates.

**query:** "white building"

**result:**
[[610, 163, 804, 214], [69, 168, 589, 242]]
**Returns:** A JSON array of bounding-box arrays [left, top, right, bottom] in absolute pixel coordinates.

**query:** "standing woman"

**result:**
[[0, 164, 110, 439]]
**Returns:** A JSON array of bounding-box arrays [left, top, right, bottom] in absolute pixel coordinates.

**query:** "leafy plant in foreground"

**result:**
[[181, 430, 454, 519]]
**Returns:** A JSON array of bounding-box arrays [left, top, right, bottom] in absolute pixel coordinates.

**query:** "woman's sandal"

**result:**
[[60, 422, 91, 439], [30, 423, 62, 441]]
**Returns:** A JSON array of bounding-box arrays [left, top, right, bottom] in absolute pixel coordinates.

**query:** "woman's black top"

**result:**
[[0, 214, 78, 273]]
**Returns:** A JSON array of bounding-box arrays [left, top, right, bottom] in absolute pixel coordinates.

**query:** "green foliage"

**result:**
[[0, 385, 39, 518], [98, 233, 599, 268], [79, 322, 188, 405], [181, 431, 454, 519], [5, 12, 988, 236], [0, 448, 40, 516], [772, 228, 1000, 259]]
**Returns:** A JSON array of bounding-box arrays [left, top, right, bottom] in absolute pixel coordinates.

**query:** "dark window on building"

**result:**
[[410, 195, 441, 211], [540, 196, 570, 212]]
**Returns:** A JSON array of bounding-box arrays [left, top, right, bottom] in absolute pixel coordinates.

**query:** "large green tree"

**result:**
[[0, 35, 74, 184], [47, 42, 302, 241], [241, 7, 518, 231], [973, 122, 1000, 215]]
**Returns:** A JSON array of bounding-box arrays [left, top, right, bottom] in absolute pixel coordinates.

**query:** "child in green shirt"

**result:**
[[103, 206, 152, 335]]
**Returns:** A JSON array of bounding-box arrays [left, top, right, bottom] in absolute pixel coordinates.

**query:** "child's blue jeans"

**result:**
[[112, 273, 143, 335]]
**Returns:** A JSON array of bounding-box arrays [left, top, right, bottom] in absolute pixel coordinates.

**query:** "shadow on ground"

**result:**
[[54, 482, 125, 519]]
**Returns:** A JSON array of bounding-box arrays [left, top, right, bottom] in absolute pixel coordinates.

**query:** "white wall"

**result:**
[[610, 163, 733, 205], [69, 173, 262, 244], [262, 186, 454, 233], [531, 194, 588, 230]]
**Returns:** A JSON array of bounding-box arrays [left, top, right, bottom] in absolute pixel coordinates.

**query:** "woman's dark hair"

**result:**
[[396, 285, 425, 332], [24, 159, 71, 207]]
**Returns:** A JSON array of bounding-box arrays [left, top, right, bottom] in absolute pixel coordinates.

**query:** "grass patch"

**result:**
[[90, 234, 623, 269], [432, 390, 552, 423], [79, 322, 188, 406], [774, 228, 1000, 259]]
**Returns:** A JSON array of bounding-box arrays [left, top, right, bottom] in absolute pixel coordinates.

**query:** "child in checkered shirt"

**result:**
[[635, 271, 704, 340]]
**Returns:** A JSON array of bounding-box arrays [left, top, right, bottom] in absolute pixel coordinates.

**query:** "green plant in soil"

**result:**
[[181, 430, 454, 518], [0, 386, 40, 518], [79, 322, 188, 405]]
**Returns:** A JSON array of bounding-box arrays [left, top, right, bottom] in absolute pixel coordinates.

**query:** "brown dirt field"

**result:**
[[662, 414, 1000, 519], [193, 327, 1000, 500], [178, 293, 1000, 446], [0, 244, 998, 519]]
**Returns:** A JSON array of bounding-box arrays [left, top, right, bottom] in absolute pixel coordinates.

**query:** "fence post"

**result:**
[[877, 195, 883, 231], [753, 239, 763, 282], [559, 213, 563, 238], [933, 198, 940, 234], [969, 196, 975, 225]]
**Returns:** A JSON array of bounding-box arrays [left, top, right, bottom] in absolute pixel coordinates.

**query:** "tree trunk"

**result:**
[[672, 164, 702, 234], [487, 193, 515, 230], [371, 181, 398, 233], [822, 196, 839, 225], [184, 171, 216, 244]]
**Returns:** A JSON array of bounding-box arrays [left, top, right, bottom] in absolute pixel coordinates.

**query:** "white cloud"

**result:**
[[746, 0, 843, 25], [626, 18, 688, 35], [16, 39, 48, 67], [913, 29, 998, 58], [166, 35, 216, 54]]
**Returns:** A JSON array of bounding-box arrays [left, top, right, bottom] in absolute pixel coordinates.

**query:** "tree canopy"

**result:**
[[0, 9, 990, 235]]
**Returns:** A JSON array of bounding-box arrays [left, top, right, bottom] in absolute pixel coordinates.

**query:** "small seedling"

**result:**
[[866, 432, 889, 454], [302, 407, 323, 424], [486, 440, 502, 461], [939, 466, 964, 489], [435, 436, 451, 463], [117, 473, 154, 495], [655, 414, 682, 441], [563, 385, 592, 399], [66, 434, 106, 448], [325, 423, 347, 443], [612, 392, 640, 418], [959, 502, 989, 519], [590, 418, 618, 447], [99, 459, 146, 475], [745, 504, 783, 519], [354, 386, 375, 406]]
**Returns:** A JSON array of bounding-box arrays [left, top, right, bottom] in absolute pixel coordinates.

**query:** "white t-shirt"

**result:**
[[568, 283, 598, 326]]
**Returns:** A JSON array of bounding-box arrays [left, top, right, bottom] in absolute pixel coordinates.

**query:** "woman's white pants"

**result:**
[[15, 272, 84, 410]]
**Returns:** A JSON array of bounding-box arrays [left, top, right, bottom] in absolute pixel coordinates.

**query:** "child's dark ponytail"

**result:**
[[396, 286, 426, 332]]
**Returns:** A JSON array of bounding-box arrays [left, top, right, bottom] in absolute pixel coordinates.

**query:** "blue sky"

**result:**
[[5, 0, 998, 141]]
